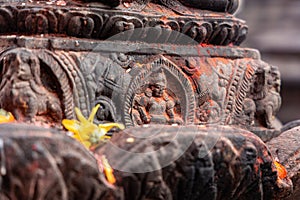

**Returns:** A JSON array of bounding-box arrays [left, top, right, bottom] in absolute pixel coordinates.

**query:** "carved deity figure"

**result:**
[[132, 69, 182, 125], [250, 66, 281, 129], [197, 62, 231, 123], [0, 49, 62, 123]]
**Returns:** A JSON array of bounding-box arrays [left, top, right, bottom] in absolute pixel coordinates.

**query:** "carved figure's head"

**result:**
[[268, 66, 281, 93], [2, 48, 42, 84], [252, 67, 266, 93], [149, 69, 167, 97]]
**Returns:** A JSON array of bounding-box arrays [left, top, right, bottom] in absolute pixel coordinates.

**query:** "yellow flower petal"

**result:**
[[0, 109, 14, 123], [98, 123, 125, 133], [63, 106, 125, 150], [82, 141, 92, 148], [88, 104, 100, 122], [75, 107, 88, 124], [62, 119, 80, 134]]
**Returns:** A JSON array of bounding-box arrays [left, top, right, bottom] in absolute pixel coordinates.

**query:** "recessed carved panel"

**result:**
[[123, 57, 195, 126]]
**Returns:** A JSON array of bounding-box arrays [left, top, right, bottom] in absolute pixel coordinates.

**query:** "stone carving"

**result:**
[[97, 0, 240, 14], [18, 9, 58, 34], [250, 65, 281, 129], [123, 57, 195, 126], [0, 48, 62, 123], [132, 68, 183, 125], [196, 61, 232, 123], [0, 0, 297, 199], [0, 124, 122, 200], [0, 4, 247, 45], [233, 98, 256, 126], [96, 125, 292, 199], [224, 60, 255, 125]]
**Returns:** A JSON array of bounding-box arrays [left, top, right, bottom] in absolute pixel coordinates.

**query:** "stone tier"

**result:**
[[0, 3, 247, 45], [0, 36, 281, 140]]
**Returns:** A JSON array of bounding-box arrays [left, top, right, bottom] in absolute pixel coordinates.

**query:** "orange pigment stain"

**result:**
[[274, 160, 287, 179]]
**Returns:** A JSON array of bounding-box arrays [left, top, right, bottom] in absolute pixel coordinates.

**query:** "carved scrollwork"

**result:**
[[0, 7, 14, 33], [181, 21, 213, 44], [209, 22, 239, 45], [149, 20, 181, 43], [102, 15, 144, 40], [234, 24, 248, 45], [17, 9, 58, 34], [60, 11, 103, 38], [223, 60, 255, 124], [97, 0, 240, 14], [0, 4, 247, 45]]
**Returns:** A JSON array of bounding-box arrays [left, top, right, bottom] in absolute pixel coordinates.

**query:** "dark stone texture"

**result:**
[[0, 124, 123, 200], [267, 126, 300, 200], [96, 125, 291, 200]]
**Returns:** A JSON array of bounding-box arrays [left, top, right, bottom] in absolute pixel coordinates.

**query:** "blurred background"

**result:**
[[236, 0, 300, 124]]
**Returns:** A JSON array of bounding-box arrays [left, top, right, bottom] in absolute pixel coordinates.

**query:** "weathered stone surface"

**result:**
[[0, 2, 246, 45], [267, 126, 300, 200], [0, 124, 122, 200], [237, 0, 300, 123], [0, 36, 281, 140], [96, 125, 292, 200], [0, 0, 292, 199]]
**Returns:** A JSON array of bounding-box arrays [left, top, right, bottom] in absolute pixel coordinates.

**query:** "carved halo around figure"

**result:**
[[123, 56, 195, 127], [0, 48, 75, 124]]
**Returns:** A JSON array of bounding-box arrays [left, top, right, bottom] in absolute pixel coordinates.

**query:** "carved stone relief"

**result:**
[[132, 68, 183, 125], [0, 35, 281, 137], [97, 0, 240, 14], [0, 0, 295, 199], [0, 4, 247, 45], [123, 57, 195, 126], [249, 63, 281, 129], [0, 48, 62, 123]]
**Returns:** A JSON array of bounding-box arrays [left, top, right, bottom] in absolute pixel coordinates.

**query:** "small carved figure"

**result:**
[[250, 66, 281, 129], [0, 49, 62, 123], [197, 62, 231, 123], [132, 69, 182, 125], [211, 62, 231, 109]]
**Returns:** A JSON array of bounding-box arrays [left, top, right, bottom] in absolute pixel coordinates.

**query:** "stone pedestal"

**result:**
[[0, 0, 296, 199]]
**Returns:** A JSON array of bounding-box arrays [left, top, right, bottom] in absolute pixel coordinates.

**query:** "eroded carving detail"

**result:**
[[0, 49, 62, 123], [124, 57, 195, 126], [197, 61, 232, 123], [0, 4, 247, 45], [98, 0, 240, 14], [133, 68, 183, 125], [250, 65, 281, 129]]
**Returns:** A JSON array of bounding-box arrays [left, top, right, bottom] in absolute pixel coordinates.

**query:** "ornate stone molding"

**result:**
[[0, 3, 247, 45]]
